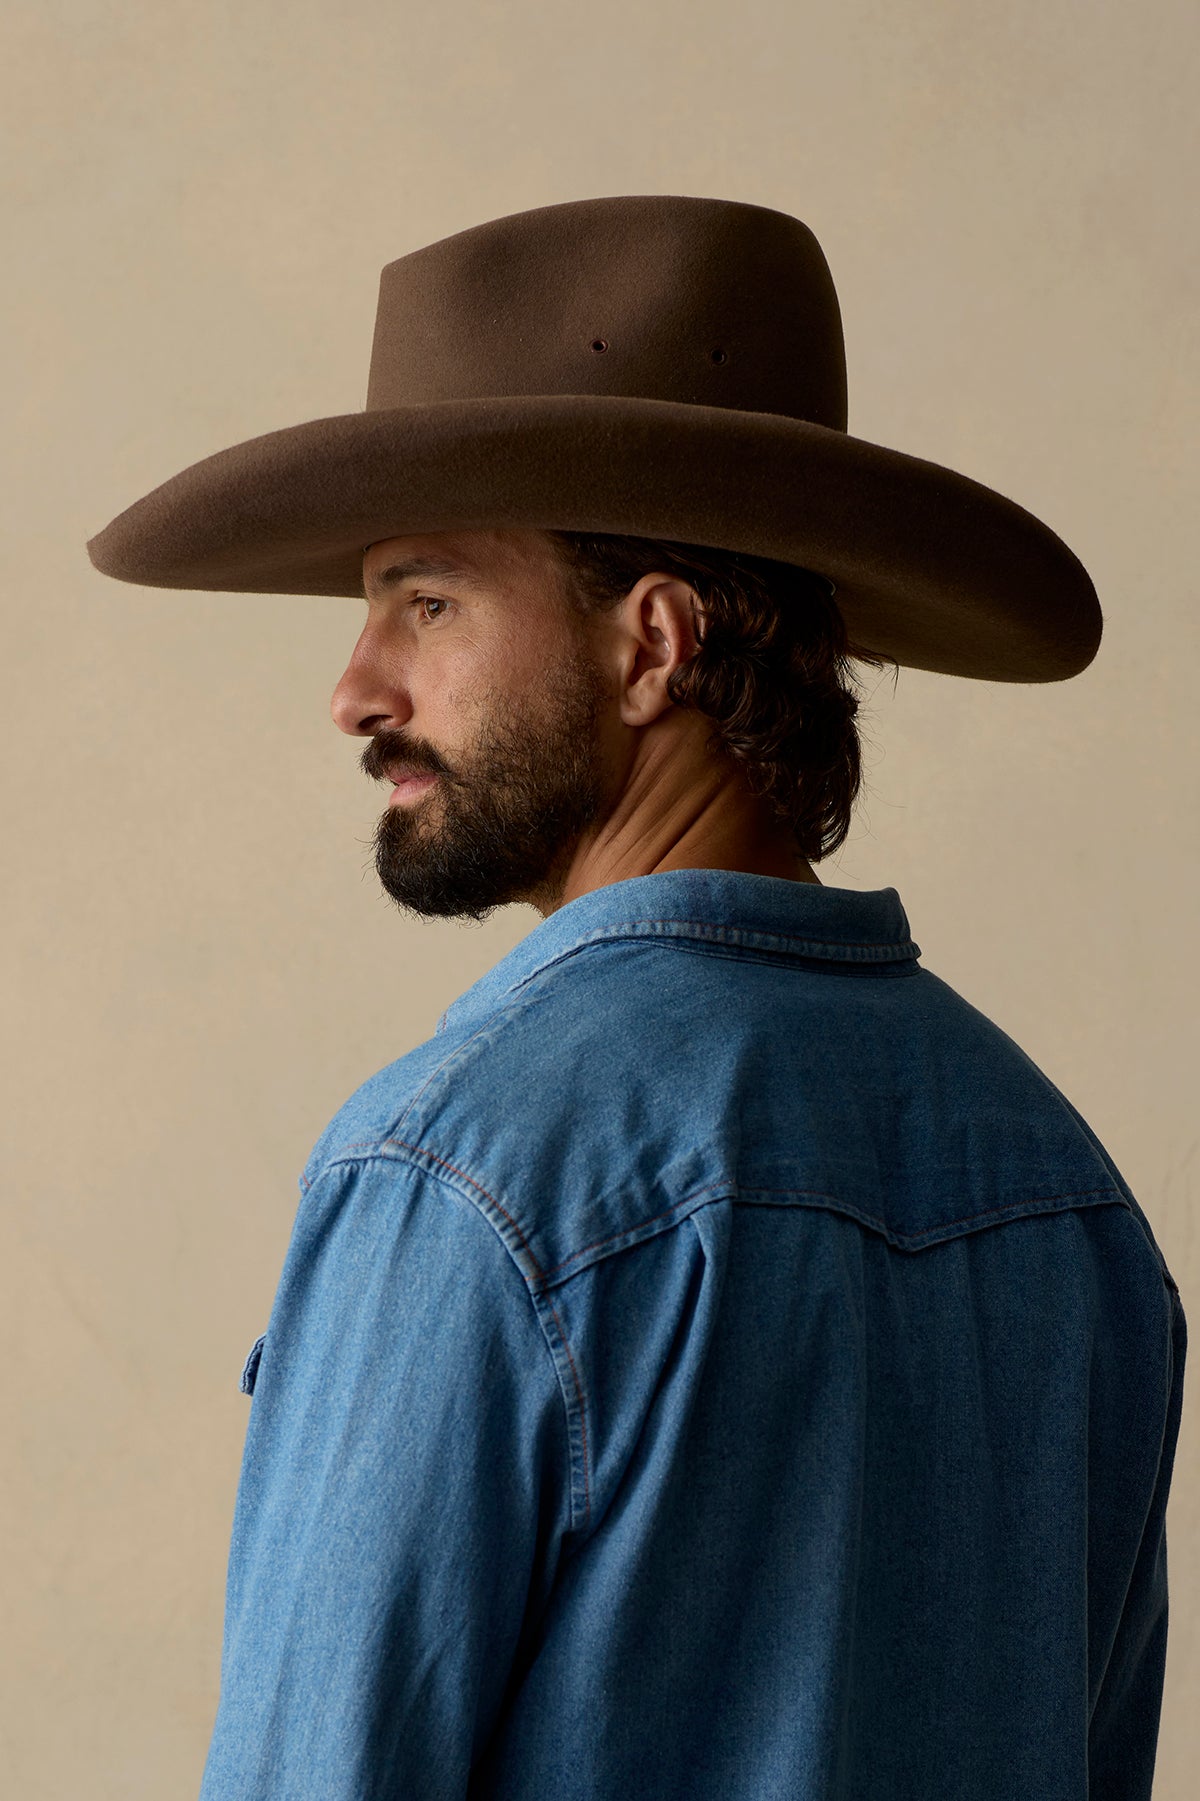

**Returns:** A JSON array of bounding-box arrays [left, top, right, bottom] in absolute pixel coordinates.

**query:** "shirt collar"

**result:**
[[435, 868, 920, 1037]]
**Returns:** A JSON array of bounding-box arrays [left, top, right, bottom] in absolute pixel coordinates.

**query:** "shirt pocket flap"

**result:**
[[239, 1332, 267, 1395]]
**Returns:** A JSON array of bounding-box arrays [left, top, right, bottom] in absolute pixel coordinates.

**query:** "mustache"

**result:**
[[362, 737, 443, 781]]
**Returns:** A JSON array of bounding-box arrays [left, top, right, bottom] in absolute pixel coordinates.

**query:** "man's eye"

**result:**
[[410, 594, 450, 623]]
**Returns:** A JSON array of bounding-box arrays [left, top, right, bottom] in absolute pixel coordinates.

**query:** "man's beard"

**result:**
[[369, 642, 614, 923]]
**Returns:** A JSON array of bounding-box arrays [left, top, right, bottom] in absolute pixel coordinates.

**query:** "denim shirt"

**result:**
[[199, 869, 1186, 1801]]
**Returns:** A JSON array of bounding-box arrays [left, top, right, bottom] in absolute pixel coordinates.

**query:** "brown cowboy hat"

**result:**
[[85, 192, 1100, 683]]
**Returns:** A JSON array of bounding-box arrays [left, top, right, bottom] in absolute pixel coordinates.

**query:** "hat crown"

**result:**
[[364, 194, 848, 430]]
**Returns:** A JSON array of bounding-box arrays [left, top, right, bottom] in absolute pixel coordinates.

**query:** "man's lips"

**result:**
[[382, 759, 441, 785], [387, 769, 439, 801]]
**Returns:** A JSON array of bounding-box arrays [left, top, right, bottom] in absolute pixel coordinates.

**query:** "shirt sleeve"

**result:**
[[1088, 1282, 1187, 1801], [198, 1151, 574, 1801]]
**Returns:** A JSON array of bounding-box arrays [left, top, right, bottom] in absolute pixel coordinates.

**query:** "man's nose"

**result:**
[[329, 634, 411, 737]]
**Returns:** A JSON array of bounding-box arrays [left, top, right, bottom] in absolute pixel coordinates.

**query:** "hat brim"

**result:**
[[85, 392, 1101, 683]]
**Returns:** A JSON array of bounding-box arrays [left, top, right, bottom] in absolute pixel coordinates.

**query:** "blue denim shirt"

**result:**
[[199, 870, 1186, 1801]]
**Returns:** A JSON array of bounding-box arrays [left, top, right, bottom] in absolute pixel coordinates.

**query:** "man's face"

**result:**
[[331, 527, 617, 922]]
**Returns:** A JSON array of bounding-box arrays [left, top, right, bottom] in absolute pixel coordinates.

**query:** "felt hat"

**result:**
[[85, 192, 1101, 682]]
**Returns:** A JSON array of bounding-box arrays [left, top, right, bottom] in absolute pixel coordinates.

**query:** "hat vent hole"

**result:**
[[710, 347, 727, 362], [590, 338, 608, 352]]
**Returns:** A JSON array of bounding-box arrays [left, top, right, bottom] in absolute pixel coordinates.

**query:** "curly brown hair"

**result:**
[[541, 531, 899, 864]]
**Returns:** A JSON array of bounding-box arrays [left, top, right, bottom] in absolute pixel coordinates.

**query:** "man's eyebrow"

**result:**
[[361, 555, 488, 600]]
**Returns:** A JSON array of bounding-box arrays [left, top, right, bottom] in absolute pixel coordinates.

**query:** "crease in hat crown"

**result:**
[[362, 194, 849, 428]]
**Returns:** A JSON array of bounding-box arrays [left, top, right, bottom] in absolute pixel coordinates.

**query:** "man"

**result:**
[[87, 195, 1185, 1800]]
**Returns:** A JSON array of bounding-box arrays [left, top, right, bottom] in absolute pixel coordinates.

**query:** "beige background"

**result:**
[[3, 1, 1197, 1794]]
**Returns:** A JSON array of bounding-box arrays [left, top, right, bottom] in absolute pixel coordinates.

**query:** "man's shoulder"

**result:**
[[297, 938, 715, 1278]]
